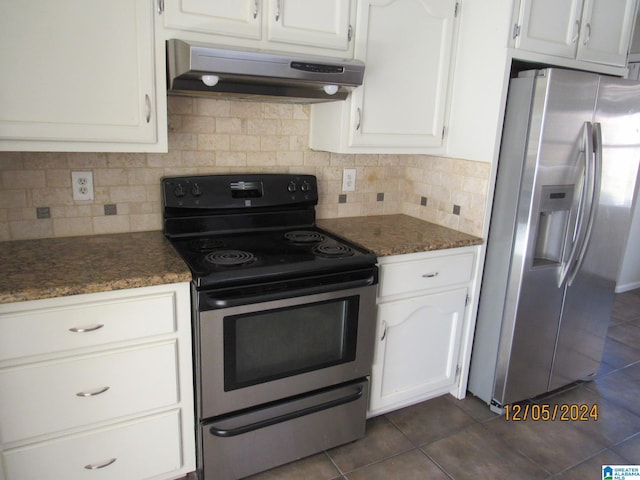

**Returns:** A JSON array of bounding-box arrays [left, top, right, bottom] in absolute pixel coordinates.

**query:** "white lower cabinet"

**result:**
[[369, 247, 479, 416], [0, 283, 195, 480]]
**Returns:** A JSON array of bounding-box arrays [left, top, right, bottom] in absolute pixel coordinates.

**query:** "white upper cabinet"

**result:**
[[266, 0, 353, 51], [161, 0, 354, 56], [513, 0, 638, 67], [309, 0, 459, 154], [163, 0, 263, 39], [0, 0, 167, 152]]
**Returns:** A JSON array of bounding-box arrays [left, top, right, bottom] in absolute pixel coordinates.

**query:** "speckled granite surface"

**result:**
[[318, 214, 483, 257], [0, 231, 191, 304]]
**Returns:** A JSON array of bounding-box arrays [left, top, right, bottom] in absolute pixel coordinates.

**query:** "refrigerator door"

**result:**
[[549, 77, 640, 390], [492, 69, 599, 406]]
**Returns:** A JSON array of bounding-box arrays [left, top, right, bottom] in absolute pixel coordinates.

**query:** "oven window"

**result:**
[[224, 296, 359, 391]]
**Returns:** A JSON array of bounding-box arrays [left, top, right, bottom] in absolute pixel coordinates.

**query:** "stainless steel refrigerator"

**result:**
[[468, 68, 640, 411]]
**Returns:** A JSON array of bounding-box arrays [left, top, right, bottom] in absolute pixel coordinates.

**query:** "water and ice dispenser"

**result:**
[[533, 185, 574, 267]]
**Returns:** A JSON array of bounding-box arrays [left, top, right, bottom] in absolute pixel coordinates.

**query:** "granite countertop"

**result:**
[[318, 214, 483, 257], [0, 231, 191, 305]]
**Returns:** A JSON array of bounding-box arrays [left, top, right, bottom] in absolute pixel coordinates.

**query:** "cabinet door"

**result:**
[[349, 0, 457, 149], [514, 0, 584, 58], [266, 0, 352, 51], [2, 411, 183, 480], [0, 0, 159, 149], [369, 288, 467, 415], [163, 0, 262, 39], [576, 0, 638, 66]]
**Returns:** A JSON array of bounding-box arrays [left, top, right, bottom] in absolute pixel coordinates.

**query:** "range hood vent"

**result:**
[[167, 39, 365, 104]]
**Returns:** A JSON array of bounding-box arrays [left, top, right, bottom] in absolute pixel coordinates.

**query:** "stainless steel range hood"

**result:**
[[167, 39, 365, 103]]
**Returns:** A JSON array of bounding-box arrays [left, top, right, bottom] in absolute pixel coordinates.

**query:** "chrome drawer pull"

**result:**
[[76, 386, 110, 397], [84, 458, 116, 470], [422, 272, 439, 278], [69, 324, 104, 333]]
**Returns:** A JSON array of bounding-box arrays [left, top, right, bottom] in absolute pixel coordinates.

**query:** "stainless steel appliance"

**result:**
[[167, 39, 365, 103], [162, 174, 378, 480], [468, 68, 640, 412]]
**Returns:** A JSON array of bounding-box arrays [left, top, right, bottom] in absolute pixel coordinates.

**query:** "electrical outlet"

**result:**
[[342, 168, 356, 192], [71, 171, 94, 201]]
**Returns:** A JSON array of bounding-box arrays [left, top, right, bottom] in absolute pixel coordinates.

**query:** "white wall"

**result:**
[[617, 172, 640, 292]]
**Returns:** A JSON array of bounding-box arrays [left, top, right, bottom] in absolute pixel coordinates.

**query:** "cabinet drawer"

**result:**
[[1, 410, 183, 480], [0, 342, 179, 444], [0, 289, 178, 362], [379, 252, 474, 298]]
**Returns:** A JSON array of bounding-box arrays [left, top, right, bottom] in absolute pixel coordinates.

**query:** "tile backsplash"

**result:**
[[0, 97, 490, 242]]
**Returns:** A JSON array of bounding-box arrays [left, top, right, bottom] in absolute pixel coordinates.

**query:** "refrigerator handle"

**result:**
[[566, 122, 602, 286], [558, 121, 594, 287]]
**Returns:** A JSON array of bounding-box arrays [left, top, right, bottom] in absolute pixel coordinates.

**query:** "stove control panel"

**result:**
[[162, 174, 318, 209]]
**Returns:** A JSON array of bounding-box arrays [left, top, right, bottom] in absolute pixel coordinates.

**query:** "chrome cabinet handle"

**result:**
[[275, 0, 281, 22], [145, 94, 151, 123], [380, 320, 387, 341], [253, 0, 259, 19], [583, 23, 591, 45], [572, 20, 580, 44], [422, 272, 439, 278], [356, 107, 361, 131], [69, 324, 104, 333], [84, 458, 116, 470], [76, 386, 110, 397]]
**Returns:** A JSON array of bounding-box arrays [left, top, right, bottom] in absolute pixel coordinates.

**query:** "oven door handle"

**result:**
[[208, 384, 364, 438], [204, 274, 377, 309]]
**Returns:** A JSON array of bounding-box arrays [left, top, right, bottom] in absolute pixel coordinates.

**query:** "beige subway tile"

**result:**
[[216, 151, 247, 166], [107, 153, 146, 168], [2, 170, 46, 189], [93, 214, 130, 235], [0, 152, 23, 169], [279, 119, 309, 135], [229, 101, 262, 118], [0, 189, 27, 209], [127, 168, 164, 186], [303, 151, 331, 167], [230, 135, 260, 151], [23, 153, 68, 169], [264, 103, 293, 119], [198, 134, 231, 151], [293, 105, 310, 120], [196, 98, 231, 117], [246, 152, 277, 166], [45, 169, 71, 188], [168, 132, 198, 151], [10, 219, 53, 240], [0, 222, 9, 241], [67, 152, 109, 169], [168, 96, 194, 115], [182, 115, 216, 134], [32, 187, 75, 207], [109, 186, 147, 203], [95, 168, 128, 186], [148, 150, 183, 167], [129, 213, 161, 232], [216, 117, 245, 134], [276, 151, 303, 166], [261, 135, 290, 152], [247, 119, 278, 135], [53, 217, 93, 237]]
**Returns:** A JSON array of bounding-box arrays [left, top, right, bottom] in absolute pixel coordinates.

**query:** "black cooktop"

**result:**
[[162, 174, 377, 289], [169, 226, 376, 288]]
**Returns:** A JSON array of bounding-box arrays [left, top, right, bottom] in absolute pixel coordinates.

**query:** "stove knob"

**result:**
[[287, 181, 297, 193], [191, 183, 202, 197], [174, 184, 186, 198], [301, 181, 311, 192]]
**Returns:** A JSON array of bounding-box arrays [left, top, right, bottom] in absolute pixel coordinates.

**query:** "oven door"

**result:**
[[196, 280, 377, 419]]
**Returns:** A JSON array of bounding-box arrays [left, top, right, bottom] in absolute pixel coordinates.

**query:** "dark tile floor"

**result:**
[[242, 289, 640, 480]]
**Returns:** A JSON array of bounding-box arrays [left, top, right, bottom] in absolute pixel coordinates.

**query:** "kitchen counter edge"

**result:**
[[317, 214, 483, 257], [0, 231, 191, 305]]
